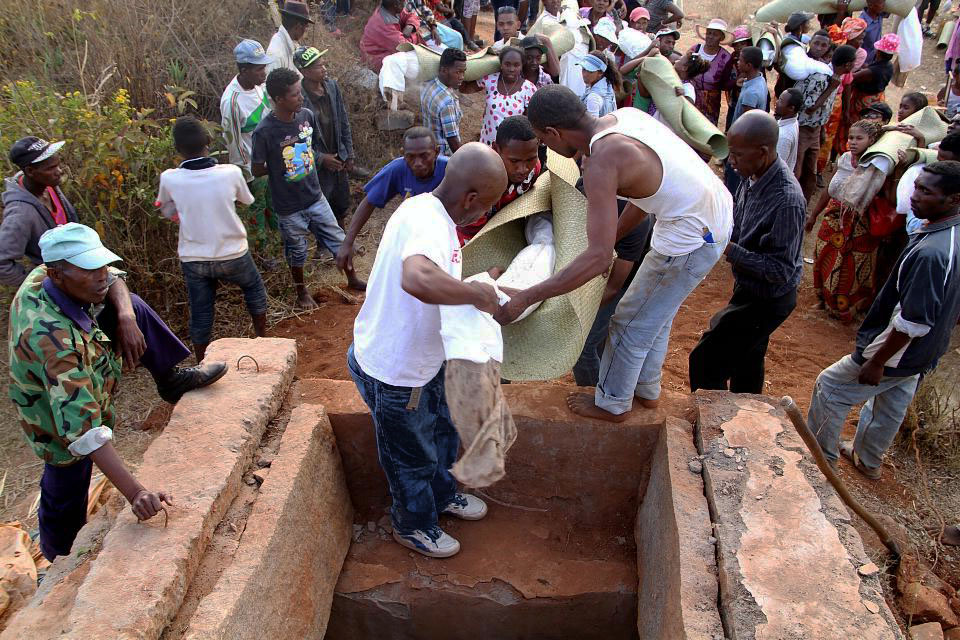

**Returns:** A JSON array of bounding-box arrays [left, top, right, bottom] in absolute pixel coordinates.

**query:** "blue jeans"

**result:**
[[807, 355, 920, 468], [595, 241, 724, 414], [277, 197, 345, 268], [347, 345, 459, 533], [181, 252, 267, 345]]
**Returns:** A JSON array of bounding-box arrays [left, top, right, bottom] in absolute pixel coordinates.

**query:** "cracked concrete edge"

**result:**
[[183, 404, 354, 640], [2, 338, 298, 640]]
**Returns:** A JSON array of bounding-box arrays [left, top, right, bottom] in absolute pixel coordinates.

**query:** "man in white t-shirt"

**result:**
[[348, 143, 507, 559], [220, 39, 275, 253], [156, 117, 268, 362], [509, 85, 733, 421]]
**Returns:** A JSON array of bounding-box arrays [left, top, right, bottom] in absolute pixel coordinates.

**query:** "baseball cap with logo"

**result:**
[[9, 137, 65, 169], [293, 46, 329, 70], [39, 223, 122, 270], [233, 39, 273, 65]]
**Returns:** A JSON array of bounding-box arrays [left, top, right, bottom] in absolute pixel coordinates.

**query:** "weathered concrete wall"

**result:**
[[637, 417, 723, 640], [695, 391, 904, 640], [183, 404, 353, 640], [1, 338, 297, 640]]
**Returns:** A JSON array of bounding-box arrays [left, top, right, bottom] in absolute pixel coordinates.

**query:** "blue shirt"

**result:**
[[860, 10, 887, 63], [363, 156, 448, 208], [731, 75, 768, 124]]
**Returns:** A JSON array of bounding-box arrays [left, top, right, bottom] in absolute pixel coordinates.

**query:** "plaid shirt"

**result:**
[[420, 77, 462, 156]]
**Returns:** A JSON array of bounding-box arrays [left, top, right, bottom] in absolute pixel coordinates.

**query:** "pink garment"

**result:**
[[359, 8, 422, 71], [843, 47, 868, 86], [947, 17, 960, 66], [478, 73, 537, 145]]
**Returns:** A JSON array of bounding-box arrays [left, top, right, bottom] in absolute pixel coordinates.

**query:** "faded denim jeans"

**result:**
[[347, 345, 459, 533], [277, 196, 345, 268], [595, 241, 724, 414], [807, 355, 920, 468]]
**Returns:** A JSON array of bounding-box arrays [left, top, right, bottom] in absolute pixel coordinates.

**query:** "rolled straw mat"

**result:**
[[861, 106, 948, 166], [938, 19, 956, 49], [462, 151, 607, 381], [755, 0, 915, 22], [639, 55, 728, 158], [398, 23, 576, 83]]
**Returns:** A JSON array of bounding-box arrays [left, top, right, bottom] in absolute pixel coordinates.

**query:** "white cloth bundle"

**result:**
[[897, 8, 923, 73]]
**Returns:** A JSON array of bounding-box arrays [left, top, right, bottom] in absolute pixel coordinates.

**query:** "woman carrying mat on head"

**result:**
[[687, 18, 736, 126], [806, 119, 890, 323]]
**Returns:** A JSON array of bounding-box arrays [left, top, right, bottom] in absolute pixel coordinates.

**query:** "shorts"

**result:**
[[463, 0, 480, 18]]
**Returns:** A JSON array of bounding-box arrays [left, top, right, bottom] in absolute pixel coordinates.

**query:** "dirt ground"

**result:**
[[1, 0, 958, 634]]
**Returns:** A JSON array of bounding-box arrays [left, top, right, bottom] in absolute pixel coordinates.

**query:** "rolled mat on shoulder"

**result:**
[[638, 55, 728, 158], [840, 106, 948, 210], [938, 18, 956, 50], [398, 22, 577, 83], [755, 0, 915, 22], [461, 151, 608, 381]]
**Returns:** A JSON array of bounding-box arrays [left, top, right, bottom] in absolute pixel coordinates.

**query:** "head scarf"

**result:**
[[827, 24, 847, 45], [840, 17, 867, 41]]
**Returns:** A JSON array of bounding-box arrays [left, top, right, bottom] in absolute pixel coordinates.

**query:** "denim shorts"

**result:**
[[277, 197, 345, 268], [181, 251, 267, 344]]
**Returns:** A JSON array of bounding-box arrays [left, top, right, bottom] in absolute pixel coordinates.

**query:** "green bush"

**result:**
[[0, 80, 199, 318]]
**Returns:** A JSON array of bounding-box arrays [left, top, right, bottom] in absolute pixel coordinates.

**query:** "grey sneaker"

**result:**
[[392, 526, 461, 558], [441, 493, 488, 521]]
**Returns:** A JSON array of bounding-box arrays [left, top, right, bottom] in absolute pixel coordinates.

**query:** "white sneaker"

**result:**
[[441, 493, 488, 521], [392, 526, 461, 558]]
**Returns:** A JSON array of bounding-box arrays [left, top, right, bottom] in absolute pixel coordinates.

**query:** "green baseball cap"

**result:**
[[39, 223, 122, 269]]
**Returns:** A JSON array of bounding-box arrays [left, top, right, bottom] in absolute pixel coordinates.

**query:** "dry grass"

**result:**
[[901, 365, 960, 471], [698, 0, 754, 28]]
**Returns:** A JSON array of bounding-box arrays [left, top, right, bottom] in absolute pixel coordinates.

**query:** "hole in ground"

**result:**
[[298, 380, 680, 640]]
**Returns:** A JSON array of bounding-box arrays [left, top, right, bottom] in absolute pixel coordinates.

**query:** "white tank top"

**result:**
[[588, 108, 733, 256]]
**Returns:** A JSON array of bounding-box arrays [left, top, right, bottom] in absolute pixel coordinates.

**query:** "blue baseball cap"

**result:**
[[234, 39, 273, 65], [580, 53, 608, 73], [39, 223, 122, 270]]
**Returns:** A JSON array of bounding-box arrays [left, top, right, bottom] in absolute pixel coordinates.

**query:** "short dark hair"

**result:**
[[939, 132, 960, 155], [832, 44, 857, 67], [902, 92, 929, 111], [496, 5, 518, 16], [172, 115, 210, 155], [528, 84, 587, 130], [266, 67, 301, 100], [495, 115, 537, 146], [498, 45, 524, 64], [812, 29, 830, 39], [740, 46, 762, 69], [439, 47, 467, 69], [923, 160, 960, 195], [403, 126, 437, 145], [784, 87, 804, 111]]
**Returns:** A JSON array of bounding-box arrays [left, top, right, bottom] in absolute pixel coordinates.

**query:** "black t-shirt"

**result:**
[[251, 110, 323, 216], [854, 60, 894, 96]]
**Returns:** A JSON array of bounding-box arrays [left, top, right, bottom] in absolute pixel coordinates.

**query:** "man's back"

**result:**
[[588, 108, 733, 256]]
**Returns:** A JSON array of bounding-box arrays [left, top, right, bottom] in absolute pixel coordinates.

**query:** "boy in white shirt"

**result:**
[[774, 87, 802, 172], [348, 143, 507, 558], [156, 116, 268, 362]]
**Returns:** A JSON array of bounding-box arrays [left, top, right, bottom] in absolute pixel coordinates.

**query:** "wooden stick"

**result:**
[[779, 396, 901, 560]]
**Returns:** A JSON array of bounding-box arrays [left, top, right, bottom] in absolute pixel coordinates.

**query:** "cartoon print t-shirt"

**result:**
[[251, 109, 323, 216]]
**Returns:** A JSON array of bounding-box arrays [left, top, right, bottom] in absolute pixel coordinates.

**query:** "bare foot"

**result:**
[[347, 276, 367, 292], [296, 290, 320, 310], [566, 392, 629, 423], [637, 397, 660, 409]]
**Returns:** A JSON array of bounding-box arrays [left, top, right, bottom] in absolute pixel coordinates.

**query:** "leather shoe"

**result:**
[[156, 362, 228, 404]]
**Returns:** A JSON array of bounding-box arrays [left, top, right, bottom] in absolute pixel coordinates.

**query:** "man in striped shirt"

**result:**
[[220, 39, 276, 254]]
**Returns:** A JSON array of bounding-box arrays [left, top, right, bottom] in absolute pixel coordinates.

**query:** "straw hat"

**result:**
[[694, 18, 733, 45]]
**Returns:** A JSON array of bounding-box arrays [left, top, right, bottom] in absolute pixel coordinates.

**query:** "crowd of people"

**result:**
[[3, 0, 960, 562]]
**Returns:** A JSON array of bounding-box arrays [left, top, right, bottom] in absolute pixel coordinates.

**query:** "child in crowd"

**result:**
[[251, 68, 364, 310], [156, 116, 268, 362], [774, 88, 803, 172], [581, 50, 622, 117], [724, 46, 767, 193], [897, 91, 928, 121], [673, 50, 710, 104], [463, 46, 537, 146]]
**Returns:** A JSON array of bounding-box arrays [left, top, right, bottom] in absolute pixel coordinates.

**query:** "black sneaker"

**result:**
[[156, 363, 228, 404]]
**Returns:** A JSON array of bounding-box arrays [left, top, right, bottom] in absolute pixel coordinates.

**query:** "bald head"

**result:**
[[727, 111, 780, 180], [436, 142, 509, 226], [729, 111, 779, 147]]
